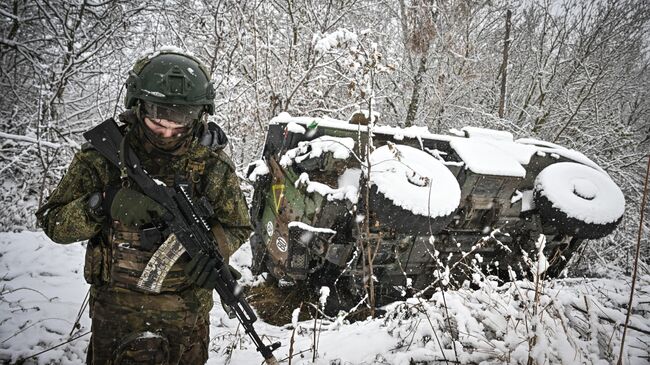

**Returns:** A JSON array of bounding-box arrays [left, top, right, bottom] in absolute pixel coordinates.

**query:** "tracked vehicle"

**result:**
[[246, 112, 625, 307]]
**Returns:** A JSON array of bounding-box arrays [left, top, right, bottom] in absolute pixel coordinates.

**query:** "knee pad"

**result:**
[[113, 331, 170, 365]]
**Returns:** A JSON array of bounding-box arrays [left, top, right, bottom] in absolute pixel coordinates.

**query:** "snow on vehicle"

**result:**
[[246, 112, 626, 307]]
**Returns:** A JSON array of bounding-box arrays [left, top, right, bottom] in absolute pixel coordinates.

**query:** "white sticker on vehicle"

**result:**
[[276, 237, 288, 252], [266, 221, 274, 237]]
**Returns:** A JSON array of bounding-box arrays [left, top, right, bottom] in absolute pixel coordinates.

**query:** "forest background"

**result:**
[[1, 0, 648, 276]]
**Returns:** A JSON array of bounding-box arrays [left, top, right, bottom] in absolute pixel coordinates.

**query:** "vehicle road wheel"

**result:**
[[368, 144, 461, 235], [534, 162, 625, 239]]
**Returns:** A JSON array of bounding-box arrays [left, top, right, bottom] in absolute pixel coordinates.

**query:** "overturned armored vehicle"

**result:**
[[246, 113, 625, 306]]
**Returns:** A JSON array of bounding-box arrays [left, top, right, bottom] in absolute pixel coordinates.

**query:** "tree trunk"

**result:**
[[498, 9, 512, 118], [405, 54, 427, 127]]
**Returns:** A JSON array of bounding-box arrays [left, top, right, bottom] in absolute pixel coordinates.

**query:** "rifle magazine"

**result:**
[[137, 233, 186, 293]]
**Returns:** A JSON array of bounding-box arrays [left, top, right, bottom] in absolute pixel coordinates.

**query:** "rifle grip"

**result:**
[[139, 226, 162, 251]]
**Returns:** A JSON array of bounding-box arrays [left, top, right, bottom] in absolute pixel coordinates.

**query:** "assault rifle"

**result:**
[[83, 119, 280, 364]]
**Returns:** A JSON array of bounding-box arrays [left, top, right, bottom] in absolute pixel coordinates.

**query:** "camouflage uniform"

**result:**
[[36, 113, 252, 364]]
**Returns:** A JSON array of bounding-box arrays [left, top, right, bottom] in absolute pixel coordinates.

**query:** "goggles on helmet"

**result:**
[[142, 101, 204, 126]]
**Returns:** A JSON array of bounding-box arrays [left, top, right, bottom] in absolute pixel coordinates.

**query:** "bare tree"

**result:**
[[0, 0, 647, 271], [0, 0, 151, 229]]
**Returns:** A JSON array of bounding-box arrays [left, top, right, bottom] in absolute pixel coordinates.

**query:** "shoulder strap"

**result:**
[[211, 222, 231, 261], [82, 118, 122, 168]]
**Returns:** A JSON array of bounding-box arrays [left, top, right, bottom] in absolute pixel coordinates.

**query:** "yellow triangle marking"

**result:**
[[272, 184, 285, 213]]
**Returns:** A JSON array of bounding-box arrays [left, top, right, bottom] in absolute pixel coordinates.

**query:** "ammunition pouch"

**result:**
[[113, 331, 170, 365], [109, 221, 192, 293], [84, 235, 109, 285]]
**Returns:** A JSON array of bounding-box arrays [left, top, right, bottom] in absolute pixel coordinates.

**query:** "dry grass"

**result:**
[[245, 282, 318, 326]]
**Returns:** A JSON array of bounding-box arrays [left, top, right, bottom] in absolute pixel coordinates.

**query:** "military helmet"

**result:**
[[124, 49, 215, 115]]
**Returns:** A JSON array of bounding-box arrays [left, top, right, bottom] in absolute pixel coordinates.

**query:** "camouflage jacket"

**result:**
[[36, 119, 252, 316]]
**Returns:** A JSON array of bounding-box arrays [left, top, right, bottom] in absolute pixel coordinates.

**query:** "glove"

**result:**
[[185, 252, 242, 290], [109, 187, 166, 227]]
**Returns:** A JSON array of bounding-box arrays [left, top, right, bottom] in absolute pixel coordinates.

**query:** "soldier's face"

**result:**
[[144, 117, 189, 138]]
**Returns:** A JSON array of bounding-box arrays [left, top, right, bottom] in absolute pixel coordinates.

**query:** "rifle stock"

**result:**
[[83, 119, 281, 363]]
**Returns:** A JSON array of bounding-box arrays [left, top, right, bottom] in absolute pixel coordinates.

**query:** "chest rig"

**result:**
[[106, 153, 208, 293]]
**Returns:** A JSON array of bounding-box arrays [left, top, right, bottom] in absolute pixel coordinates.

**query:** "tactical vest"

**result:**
[[84, 155, 210, 294]]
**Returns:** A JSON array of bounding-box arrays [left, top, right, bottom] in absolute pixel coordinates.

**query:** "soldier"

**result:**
[[36, 49, 252, 364]]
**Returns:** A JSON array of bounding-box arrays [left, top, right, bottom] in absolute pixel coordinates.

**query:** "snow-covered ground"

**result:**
[[1, 231, 648, 365]]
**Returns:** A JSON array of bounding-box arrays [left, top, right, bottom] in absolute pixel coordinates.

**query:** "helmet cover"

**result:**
[[124, 48, 215, 115]]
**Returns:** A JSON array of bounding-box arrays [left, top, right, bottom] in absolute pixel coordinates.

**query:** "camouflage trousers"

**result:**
[[86, 286, 211, 365]]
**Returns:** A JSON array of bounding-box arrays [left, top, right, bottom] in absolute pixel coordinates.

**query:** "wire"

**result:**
[[69, 288, 90, 336], [19, 331, 91, 362]]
